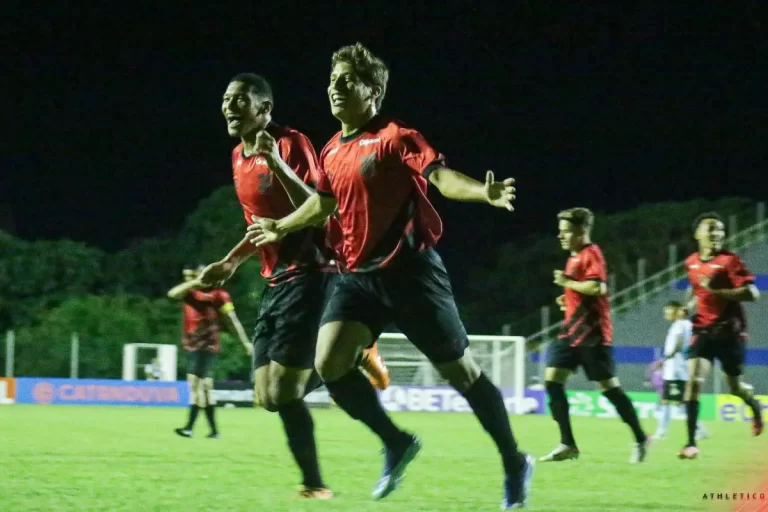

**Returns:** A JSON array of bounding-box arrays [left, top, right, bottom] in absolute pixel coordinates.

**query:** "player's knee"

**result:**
[[434, 353, 481, 392], [203, 378, 216, 406], [597, 377, 620, 392], [315, 352, 356, 382], [268, 378, 303, 407], [544, 367, 569, 384]]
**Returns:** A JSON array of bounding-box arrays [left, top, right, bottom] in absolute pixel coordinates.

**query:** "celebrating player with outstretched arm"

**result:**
[[530, 208, 650, 464], [197, 74, 389, 499], [246, 43, 532, 509], [679, 211, 762, 460]]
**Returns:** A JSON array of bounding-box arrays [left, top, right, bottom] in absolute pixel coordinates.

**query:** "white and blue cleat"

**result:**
[[372, 434, 422, 500], [501, 453, 536, 509]]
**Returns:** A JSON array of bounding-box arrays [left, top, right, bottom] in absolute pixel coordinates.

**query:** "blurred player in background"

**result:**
[[167, 264, 253, 439], [246, 43, 533, 509], [534, 208, 650, 464], [679, 212, 762, 460], [198, 73, 388, 499], [651, 301, 708, 441]]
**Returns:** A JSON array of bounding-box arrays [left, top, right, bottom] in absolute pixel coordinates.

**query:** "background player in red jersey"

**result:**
[[532, 208, 650, 464], [167, 264, 252, 439], [246, 44, 533, 509], [679, 212, 762, 460], [197, 74, 387, 499]]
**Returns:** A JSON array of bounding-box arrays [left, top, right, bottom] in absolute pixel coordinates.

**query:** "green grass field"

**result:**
[[1, 405, 765, 512]]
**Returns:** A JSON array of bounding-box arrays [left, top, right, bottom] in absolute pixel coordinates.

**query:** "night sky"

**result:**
[[2, 2, 766, 277]]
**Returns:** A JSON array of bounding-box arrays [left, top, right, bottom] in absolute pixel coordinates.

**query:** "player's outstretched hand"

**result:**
[[199, 260, 236, 287], [242, 342, 254, 357], [483, 171, 515, 211], [246, 216, 283, 247], [255, 130, 280, 161]]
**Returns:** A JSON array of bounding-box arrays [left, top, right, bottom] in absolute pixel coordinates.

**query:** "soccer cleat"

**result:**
[[360, 343, 390, 390], [539, 444, 579, 462], [501, 453, 536, 510], [752, 415, 763, 437], [629, 436, 651, 464], [174, 428, 193, 438], [372, 434, 422, 500], [298, 485, 334, 500], [678, 445, 700, 459], [206, 432, 220, 439]]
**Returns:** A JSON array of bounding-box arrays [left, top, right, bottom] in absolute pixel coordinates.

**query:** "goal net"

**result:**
[[376, 333, 529, 414]]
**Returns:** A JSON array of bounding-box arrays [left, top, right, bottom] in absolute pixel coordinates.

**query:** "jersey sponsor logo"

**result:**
[[359, 137, 381, 146], [0, 378, 15, 405], [709, 264, 724, 269]]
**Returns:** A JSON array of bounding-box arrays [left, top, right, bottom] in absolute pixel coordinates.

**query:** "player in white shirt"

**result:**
[[653, 301, 709, 440]]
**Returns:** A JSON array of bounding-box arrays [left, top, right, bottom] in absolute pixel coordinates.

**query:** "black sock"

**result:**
[[204, 405, 218, 434], [185, 405, 199, 429], [545, 381, 576, 447], [461, 373, 523, 475], [278, 400, 324, 488], [324, 369, 406, 447], [603, 388, 646, 444], [304, 371, 324, 396], [685, 400, 699, 447], [742, 395, 763, 422]]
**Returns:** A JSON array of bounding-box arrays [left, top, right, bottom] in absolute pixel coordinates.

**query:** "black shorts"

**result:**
[[546, 341, 615, 382], [687, 330, 746, 377], [320, 248, 469, 364], [186, 351, 217, 377], [252, 271, 337, 370], [662, 380, 686, 402]]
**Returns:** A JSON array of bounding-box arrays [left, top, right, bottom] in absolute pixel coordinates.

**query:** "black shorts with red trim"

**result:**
[[687, 328, 746, 377], [320, 248, 469, 364], [547, 340, 615, 381], [252, 271, 338, 370]]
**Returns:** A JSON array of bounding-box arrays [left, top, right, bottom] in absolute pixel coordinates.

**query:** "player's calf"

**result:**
[[726, 378, 763, 436], [175, 374, 201, 437]]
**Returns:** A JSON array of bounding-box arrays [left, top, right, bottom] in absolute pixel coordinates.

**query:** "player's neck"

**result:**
[[698, 247, 717, 260], [570, 238, 591, 255], [340, 109, 377, 137]]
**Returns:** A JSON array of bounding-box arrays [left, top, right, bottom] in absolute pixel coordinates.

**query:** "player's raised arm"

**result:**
[[245, 193, 337, 248], [427, 168, 516, 211], [255, 130, 317, 209], [167, 276, 204, 300]]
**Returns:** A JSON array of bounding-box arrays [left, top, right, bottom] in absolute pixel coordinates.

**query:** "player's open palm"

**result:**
[[246, 216, 282, 247], [483, 171, 515, 211]]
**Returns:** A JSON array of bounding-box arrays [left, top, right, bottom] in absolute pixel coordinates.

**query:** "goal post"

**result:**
[[122, 344, 178, 382], [376, 333, 528, 414]]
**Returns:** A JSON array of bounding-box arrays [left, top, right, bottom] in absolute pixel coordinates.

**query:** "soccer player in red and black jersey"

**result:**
[[246, 43, 533, 508], [197, 74, 388, 499], [533, 208, 650, 464], [167, 264, 253, 439], [678, 212, 762, 460]]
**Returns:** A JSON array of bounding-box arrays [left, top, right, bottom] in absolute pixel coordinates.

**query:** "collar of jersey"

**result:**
[[339, 115, 381, 144]]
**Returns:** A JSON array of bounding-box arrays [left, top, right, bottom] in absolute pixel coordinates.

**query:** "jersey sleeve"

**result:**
[[279, 133, 320, 185], [315, 143, 335, 197], [583, 247, 608, 282], [726, 254, 755, 288], [393, 127, 446, 179]]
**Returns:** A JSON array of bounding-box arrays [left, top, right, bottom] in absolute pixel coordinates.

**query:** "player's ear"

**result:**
[[259, 101, 274, 116], [369, 86, 383, 104]]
